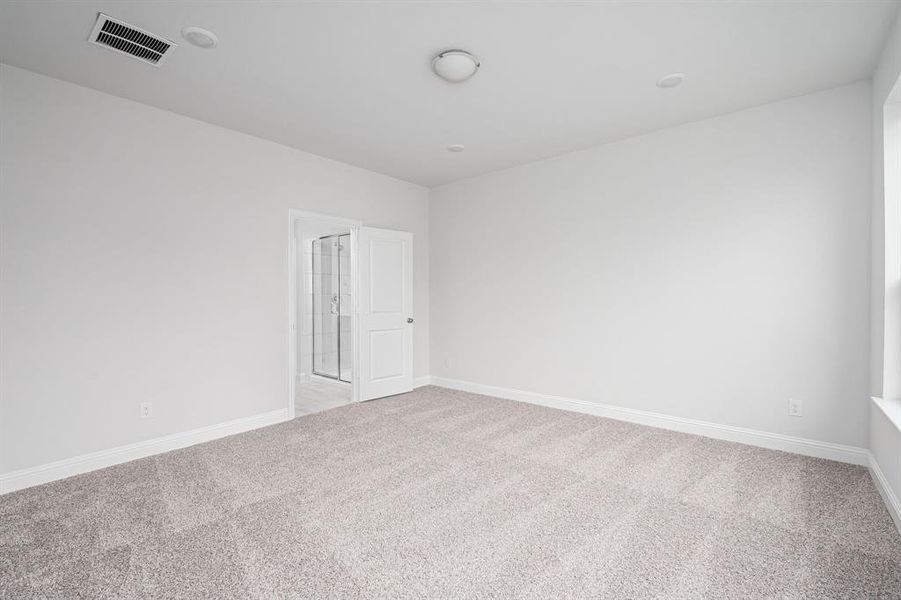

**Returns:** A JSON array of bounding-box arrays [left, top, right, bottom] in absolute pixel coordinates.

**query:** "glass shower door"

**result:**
[[312, 234, 351, 382], [312, 236, 340, 379]]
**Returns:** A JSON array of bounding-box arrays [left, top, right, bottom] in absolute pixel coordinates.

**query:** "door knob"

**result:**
[[407, 318, 414, 323]]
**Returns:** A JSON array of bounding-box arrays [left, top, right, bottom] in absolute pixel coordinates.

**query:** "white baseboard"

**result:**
[[429, 376, 870, 466], [2, 377, 878, 504], [870, 452, 901, 534], [0, 408, 291, 495]]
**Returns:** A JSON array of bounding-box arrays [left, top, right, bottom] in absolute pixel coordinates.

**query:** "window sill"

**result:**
[[872, 396, 901, 433]]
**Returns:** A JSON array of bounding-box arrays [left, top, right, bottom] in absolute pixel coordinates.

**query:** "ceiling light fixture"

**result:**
[[447, 144, 465, 153], [656, 72, 685, 89], [181, 26, 218, 49], [432, 50, 480, 83]]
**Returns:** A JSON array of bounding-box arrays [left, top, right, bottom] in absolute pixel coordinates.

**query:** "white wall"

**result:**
[[430, 82, 872, 448], [0, 65, 429, 474]]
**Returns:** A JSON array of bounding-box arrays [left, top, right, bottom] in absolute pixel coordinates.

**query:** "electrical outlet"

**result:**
[[140, 402, 153, 419], [788, 398, 803, 417], [444, 357, 453, 369]]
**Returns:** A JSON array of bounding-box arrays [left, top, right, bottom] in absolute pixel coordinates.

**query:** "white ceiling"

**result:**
[[1, 1, 898, 187]]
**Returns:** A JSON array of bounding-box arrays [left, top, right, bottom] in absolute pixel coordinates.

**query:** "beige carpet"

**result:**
[[2, 385, 900, 598]]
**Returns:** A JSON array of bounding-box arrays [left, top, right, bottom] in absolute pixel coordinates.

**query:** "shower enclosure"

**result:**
[[312, 233, 352, 382]]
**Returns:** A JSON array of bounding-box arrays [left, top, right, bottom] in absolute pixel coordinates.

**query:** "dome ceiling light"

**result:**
[[432, 49, 480, 83]]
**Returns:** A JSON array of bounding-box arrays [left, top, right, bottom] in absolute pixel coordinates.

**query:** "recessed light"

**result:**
[[447, 144, 465, 153], [182, 26, 218, 49], [656, 73, 685, 89], [432, 50, 480, 83]]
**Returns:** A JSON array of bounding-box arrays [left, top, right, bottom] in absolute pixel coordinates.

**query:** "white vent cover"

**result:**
[[88, 13, 176, 66]]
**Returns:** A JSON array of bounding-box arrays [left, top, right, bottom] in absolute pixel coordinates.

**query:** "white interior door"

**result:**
[[358, 227, 414, 400]]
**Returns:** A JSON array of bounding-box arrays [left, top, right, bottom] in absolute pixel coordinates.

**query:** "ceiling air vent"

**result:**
[[88, 13, 176, 67]]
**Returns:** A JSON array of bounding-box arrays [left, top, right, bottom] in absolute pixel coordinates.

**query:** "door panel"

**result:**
[[369, 329, 405, 380], [359, 227, 413, 400], [370, 239, 404, 313]]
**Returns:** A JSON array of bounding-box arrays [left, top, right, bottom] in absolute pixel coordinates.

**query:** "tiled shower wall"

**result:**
[[299, 239, 315, 378]]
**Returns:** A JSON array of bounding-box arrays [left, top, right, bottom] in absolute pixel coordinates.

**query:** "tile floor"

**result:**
[[295, 377, 352, 416]]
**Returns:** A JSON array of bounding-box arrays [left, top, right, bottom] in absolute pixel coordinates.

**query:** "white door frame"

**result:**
[[287, 209, 362, 419]]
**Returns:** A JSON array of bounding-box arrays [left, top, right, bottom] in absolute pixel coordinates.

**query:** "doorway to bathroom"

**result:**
[[289, 209, 415, 419], [292, 212, 359, 417]]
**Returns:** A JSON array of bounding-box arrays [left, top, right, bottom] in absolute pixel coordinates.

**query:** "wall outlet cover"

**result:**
[[140, 402, 153, 419], [788, 398, 803, 417]]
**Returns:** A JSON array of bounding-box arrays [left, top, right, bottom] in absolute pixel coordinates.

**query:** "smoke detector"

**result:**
[[182, 26, 219, 49], [656, 73, 686, 89], [88, 13, 176, 66]]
